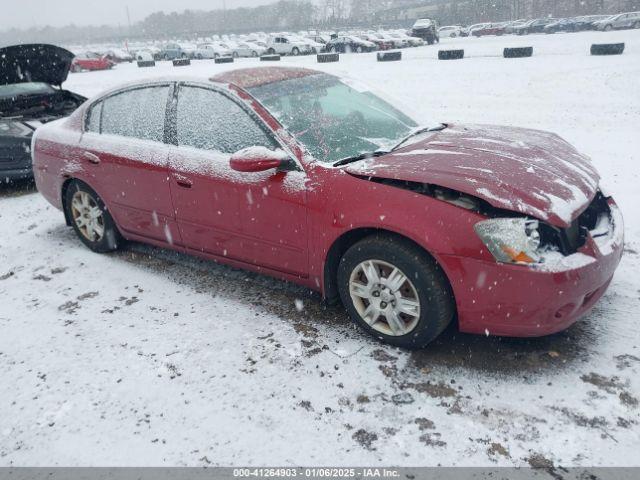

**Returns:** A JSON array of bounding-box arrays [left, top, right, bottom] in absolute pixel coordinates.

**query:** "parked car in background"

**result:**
[[594, 12, 640, 31], [390, 32, 424, 47], [438, 25, 465, 38], [325, 36, 376, 53], [181, 44, 198, 59], [135, 50, 155, 62], [573, 15, 612, 30], [32, 67, 623, 348], [360, 33, 393, 50], [239, 42, 268, 57], [374, 32, 407, 49], [71, 52, 114, 72], [105, 48, 133, 63], [305, 34, 332, 47], [290, 36, 324, 53], [472, 22, 507, 37], [0, 44, 85, 182], [223, 41, 266, 57], [513, 18, 557, 35], [411, 18, 439, 44], [466, 23, 490, 36], [158, 43, 188, 60], [193, 43, 232, 59], [544, 18, 577, 33], [266, 36, 313, 56], [504, 19, 528, 34]]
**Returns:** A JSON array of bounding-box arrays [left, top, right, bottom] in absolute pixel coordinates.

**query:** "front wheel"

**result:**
[[337, 235, 454, 349], [64, 180, 122, 253], [233, 51, 239, 58], [291, 47, 300, 56], [604, 24, 613, 31]]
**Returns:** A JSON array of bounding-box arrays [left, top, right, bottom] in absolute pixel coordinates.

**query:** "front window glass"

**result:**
[[248, 73, 418, 164], [176, 86, 278, 153]]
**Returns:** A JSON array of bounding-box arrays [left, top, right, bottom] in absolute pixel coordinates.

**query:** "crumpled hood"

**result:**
[[0, 44, 75, 87], [344, 124, 600, 228]]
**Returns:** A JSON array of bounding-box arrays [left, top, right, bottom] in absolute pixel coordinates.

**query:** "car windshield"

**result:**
[[248, 73, 419, 164], [0, 82, 55, 100]]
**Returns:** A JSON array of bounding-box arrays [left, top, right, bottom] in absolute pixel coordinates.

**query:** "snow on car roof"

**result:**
[[211, 67, 322, 89]]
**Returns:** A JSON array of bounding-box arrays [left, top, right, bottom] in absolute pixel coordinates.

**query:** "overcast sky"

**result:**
[[3, 0, 277, 30]]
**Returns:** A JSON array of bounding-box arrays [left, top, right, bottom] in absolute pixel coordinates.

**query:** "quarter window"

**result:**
[[100, 85, 170, 142], [176, 86, 278, 153], [86, 101, 102, 133]]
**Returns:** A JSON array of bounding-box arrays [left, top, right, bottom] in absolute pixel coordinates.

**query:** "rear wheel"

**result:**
[[337, 234, 454, 349], [64, 180, 122, 253], [604, 24, 613, 31], [233, 51, 239, 58], [291, 47, 300, 56], [251, 50, 258, 57], [267, 48, 276, 54]]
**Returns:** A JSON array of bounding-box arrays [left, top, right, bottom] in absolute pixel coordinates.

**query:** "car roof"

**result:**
[[211, 67, 322, 89]]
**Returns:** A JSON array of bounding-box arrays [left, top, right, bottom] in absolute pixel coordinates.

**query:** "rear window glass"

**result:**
[[101, 86, 169, 142]]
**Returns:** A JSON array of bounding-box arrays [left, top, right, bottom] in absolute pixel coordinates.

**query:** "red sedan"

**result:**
[[32, 67, 624, 348], [71, 52, 115, 72], [472, 23, 507, 37]]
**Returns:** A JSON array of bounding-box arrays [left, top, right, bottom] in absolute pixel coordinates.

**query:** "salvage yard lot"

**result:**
[[1, 29, 639, 466]]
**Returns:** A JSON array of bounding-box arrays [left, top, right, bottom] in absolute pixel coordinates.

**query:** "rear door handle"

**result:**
[[83, 151, 101, 164], [174, 174, 193, 188]]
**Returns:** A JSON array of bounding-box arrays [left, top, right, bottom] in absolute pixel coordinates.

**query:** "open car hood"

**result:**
[[344, 124, 600, 228], [0, 44, 75, 87]]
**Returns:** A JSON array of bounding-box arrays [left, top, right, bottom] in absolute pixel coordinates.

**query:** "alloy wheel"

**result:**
[[70, 190, 105, 242], [349, 259, 421, 337]]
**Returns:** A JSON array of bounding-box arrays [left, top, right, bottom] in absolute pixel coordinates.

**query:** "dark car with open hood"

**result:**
[[0, 44, 86, 183]]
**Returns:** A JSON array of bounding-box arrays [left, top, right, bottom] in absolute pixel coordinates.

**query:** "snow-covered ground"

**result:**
[[1, 29, 639, 467]]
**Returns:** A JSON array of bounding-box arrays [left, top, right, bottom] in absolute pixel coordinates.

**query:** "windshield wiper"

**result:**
[[392, 123, 447, 151], [332, 150, 388, 167]]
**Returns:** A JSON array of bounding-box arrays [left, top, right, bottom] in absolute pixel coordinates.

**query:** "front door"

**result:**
[[167, 84, 309, 276]]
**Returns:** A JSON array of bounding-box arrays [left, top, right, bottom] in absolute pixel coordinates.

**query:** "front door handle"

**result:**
[[83, 151, 101, 164], [174, 174, 193, 188]]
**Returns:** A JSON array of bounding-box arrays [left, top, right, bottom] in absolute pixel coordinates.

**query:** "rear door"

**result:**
[[79, 83, 178, 244], [167, 83, 309, 276]]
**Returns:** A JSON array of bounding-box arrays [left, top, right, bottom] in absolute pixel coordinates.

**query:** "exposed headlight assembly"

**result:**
[[474, 218, 542, 265]]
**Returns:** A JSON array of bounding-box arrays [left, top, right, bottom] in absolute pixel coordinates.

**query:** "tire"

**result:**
[[64, 180, 122, 253], [267, 48, 276, 55], [634, 21, 640, 29], [196, 54, 203, 59], [214, 53, 220, 59], [604, 24, 612, 31], [356, 45, 363, 53], [233, 51, 239, 58], [252, 50, 258, 57], [292, 47, 300, 56], [451, 33, 457, 38], [337, 234, 454, 349]]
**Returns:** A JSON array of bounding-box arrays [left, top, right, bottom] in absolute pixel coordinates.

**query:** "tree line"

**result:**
[[1, 0, 639, 46]]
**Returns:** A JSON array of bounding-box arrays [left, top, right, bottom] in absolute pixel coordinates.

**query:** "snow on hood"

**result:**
[[344, 124, 600, 228], [0, 44, 75, 87]]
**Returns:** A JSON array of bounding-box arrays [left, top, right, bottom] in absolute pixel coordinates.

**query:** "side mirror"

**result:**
[[229, 147, 296, 173]]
